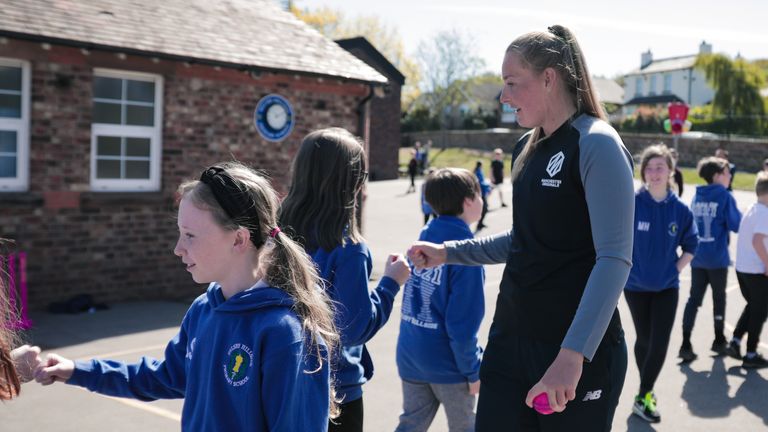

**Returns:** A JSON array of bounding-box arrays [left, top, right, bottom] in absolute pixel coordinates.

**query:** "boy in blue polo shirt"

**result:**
[[679, 157, 742, 362], [396, 168, 485, 432]]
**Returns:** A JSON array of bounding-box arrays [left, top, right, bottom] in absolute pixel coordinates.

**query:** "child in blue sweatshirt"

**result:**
[[35, 163, 339, 431], [679, 157, 741, 362], [625, 145, 698, 424], [279, 128, 411, 432], [396, 168, 485, 432]]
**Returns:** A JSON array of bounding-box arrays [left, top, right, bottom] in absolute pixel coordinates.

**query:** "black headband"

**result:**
[[199, 166, 264, 247]]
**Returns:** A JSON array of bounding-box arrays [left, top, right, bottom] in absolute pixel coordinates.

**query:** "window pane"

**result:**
[[0, 130, 17, 153], [97, 136, 121, 156], [0, 94, 21, 118], [96, 159, 121, 179], [126, 105, 153, 126], [126, 80, 155, 102], [0, 156, 17, 178], [93, 101, 122, 124], [125, 160, 149, 179], [0, 66, 21, 91], [125, 138, 150, 157], [93, 77, 122, 99]]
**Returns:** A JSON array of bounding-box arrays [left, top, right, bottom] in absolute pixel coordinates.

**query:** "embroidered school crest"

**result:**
[[223, 343, 254, 387], [668, 222, 678, 236]]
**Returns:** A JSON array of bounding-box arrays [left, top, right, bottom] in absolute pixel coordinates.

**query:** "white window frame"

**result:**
[[91, 68, 163, 192], [0, 57, 30, 192], [663, 74, 672, 94], [635, 76, 643, 96], [649, 74, 657, 95]]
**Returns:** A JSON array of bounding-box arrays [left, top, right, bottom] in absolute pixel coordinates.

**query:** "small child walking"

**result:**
[[725, 171, 768, 369], [35, 163, 339, 431], [679, 156, 741, 362], [624, 145, 698, 423], [396, 168, 485, 432], [279, 127, 411, 432]]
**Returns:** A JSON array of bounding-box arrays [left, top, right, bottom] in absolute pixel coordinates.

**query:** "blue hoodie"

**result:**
[[67, 283, 330, 432], [397, 216, 485, 383], [625, 188, 699, 292], [310, 241, 400, 403], [690, 183, 741, 269]]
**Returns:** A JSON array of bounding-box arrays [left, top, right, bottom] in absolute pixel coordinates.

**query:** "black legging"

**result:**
[[682, 267, 728, 340], [733, 272, 768, 353], [624, 288, 678, 395], [328, 397, 364, 432]]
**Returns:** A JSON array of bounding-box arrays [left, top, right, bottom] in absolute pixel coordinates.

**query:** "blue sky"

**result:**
[[296, 0, 768, 79]]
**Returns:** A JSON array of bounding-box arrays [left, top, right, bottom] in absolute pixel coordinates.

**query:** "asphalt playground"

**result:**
[[4, 177, 767, 431]]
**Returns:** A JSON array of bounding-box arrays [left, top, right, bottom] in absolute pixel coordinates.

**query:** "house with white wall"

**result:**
[[622, 41, 715, 116]]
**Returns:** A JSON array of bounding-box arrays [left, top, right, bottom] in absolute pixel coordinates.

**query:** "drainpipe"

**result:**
[[355, 83, 377, 233]]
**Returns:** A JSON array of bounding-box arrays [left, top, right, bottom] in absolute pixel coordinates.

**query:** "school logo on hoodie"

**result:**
[[224, 343, 254, 387]]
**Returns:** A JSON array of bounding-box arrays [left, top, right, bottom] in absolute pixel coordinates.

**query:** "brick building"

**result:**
[[337, 37, 405, 181], [0, 0, 390, 308]]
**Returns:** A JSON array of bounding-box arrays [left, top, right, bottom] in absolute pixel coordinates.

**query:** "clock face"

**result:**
[[265, 104, 287, 130], [254, 94, 294, 142]]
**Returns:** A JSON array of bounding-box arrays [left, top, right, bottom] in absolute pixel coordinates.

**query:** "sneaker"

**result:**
[[742, 353, 768, 369], [725, 341, 742, 360], [711, 339, 728, 355], [678, 345, 697, 363], [632, 392, 661, 423]]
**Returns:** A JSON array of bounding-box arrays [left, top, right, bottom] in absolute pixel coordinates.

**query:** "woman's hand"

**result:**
[[10, 345, 42, 383], [406, 241, 447, 269], [525, 348, 584, 413]]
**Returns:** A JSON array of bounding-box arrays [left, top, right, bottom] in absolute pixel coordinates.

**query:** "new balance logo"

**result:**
[[582, 390, 602, 401]]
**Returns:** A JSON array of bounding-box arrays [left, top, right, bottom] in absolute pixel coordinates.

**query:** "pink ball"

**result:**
[[533, 393, 554, 415]]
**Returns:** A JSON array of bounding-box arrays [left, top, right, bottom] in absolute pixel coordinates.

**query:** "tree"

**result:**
[[290, 5, 421, 108], [695, 54, 766, 134], [415, 29, 486, 130]]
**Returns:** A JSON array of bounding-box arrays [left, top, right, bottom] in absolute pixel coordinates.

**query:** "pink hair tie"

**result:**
[[269, 227, 281, 238]]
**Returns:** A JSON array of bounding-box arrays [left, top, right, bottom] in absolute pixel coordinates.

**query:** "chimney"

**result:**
[[699, 41, 712, 55], [641, 49, 652, 69]]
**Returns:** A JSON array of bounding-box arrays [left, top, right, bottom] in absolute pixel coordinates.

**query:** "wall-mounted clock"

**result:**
[[254, 94, 294, 142]]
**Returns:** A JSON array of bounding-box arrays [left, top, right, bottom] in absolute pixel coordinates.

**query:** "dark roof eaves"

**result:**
[[335, 37, 405, 85], [0, 30, 386, 85]]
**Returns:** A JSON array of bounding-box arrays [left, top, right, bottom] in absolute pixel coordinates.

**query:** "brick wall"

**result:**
[[0, 38, 370, 309], [368, 85, 401, 180]]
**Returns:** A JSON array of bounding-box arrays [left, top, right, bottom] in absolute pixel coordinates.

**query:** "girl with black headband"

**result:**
[[280, 127, 411, 432], [408, 25, 635, 431], [35, 162, 339, 431]]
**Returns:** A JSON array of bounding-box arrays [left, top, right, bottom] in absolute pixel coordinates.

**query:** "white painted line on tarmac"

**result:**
[[75, 387, 181, 423], [726, 283, 740, 293]]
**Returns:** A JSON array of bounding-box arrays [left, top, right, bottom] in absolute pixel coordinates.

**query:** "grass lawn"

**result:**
[[400, 147, 757, 191]]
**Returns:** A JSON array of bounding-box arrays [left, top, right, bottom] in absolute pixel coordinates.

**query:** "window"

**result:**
[[663, 74, 672, 94], [91, 69, 162, 191], [649, 75, 657, 95], [635, 76, 643, 96], [0, 58, 30, 191]]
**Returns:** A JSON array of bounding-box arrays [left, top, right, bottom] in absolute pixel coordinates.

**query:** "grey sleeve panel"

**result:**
[[562, 118, 635, 360], [444, 229, 513, 266]]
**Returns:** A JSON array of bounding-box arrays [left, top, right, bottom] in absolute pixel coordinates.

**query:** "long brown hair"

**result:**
[[0, 263, 21, 400], [178, 162, 340, 417], [508, 25, 606, 181], [279, 128, 367, 251]]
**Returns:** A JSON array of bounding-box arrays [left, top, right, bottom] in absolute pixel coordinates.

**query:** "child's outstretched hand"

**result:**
[[10, 345, 42, 383], [384, 253, 411, 286], [407, 241, 446, 269], [34, 353, 75, 386]]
